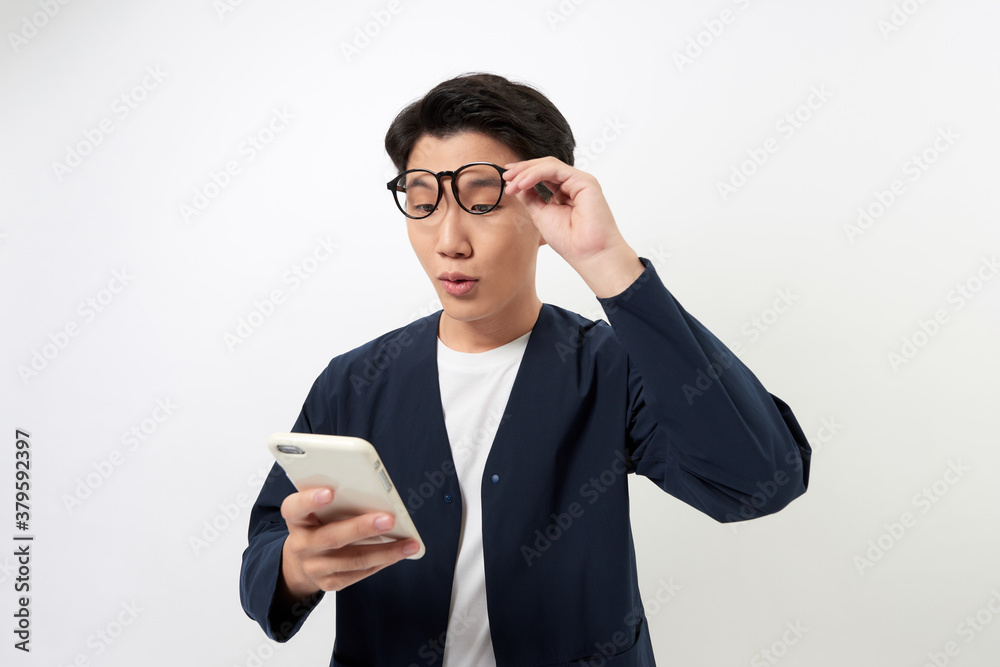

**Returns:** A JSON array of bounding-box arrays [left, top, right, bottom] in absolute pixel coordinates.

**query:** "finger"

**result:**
[[510, 186, 550, 223], [280, 487, 334, 527], [503, 156, 571, 180], [502, 158, 557, 194], [331, 538, 421, 570], [502, 155, 566, 176], [506, 176, 569, 209], [313, 558, 404, 593], [505, 162, 581, 199], [306, 539, 422, 591], [500, 156, 546, 177], [319, 563, 391, 592], [311, 511, 401, 551]]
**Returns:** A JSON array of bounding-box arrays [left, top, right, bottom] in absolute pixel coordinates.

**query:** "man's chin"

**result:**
[[439, 303, 488, 324]]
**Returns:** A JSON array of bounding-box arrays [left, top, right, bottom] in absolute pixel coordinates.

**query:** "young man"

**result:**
[[240, 73, 811, 666]]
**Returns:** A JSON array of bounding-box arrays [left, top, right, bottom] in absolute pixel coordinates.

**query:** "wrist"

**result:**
[[575, 243, 645, 299]]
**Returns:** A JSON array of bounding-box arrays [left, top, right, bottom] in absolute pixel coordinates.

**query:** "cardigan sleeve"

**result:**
[[597, 257, 811, 522]]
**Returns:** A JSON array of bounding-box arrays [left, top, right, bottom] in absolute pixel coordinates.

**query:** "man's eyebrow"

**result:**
[[405, 174, 436, 190], [462, 176, 503, 188]]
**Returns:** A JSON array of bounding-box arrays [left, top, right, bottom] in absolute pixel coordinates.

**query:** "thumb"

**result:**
[[516, 187, 550, 225]]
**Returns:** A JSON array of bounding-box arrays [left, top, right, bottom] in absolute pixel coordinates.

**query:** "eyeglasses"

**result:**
[[386, 162, 508, 220]]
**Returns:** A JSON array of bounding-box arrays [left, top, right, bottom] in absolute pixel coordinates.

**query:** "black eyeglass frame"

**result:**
[[386, 162, 509, 219]]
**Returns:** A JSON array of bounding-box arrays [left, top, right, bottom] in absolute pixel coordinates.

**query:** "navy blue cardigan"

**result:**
[[240, 258, 811, 666]]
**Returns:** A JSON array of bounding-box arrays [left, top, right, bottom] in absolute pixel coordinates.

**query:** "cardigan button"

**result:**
[[491, 474, 500, 483], [443, 494, 453, 503]]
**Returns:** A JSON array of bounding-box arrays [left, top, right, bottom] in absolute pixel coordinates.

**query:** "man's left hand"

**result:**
[[502, 156, 645, 298]]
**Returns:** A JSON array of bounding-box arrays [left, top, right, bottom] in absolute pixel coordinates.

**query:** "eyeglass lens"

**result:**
[[396, 164, 504, 218]]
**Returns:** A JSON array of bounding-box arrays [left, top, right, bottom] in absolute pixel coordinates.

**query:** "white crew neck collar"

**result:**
[[436, 331, 531, 370]]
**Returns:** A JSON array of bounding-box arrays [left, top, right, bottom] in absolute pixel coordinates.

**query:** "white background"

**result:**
[[2, 1, 999, 665]]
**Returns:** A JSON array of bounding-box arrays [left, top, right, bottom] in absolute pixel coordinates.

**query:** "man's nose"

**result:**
[[434, 186, 472, 257]]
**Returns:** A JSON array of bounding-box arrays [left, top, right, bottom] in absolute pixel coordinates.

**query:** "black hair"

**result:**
[[384, 72, 575, 173]]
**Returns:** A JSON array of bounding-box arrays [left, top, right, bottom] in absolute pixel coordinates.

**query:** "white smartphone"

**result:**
[[267, 432, 425, 559]]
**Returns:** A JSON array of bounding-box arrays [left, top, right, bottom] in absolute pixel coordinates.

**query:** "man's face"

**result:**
[[403, 131, 544, 333]]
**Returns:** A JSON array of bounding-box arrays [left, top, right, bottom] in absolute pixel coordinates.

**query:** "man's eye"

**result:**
[[471, 205, 500, 213]]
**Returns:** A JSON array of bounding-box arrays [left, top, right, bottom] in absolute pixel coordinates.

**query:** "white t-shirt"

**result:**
[[437, 331, 531, 667]]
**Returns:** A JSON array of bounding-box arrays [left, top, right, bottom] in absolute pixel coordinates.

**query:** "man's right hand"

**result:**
[[278, 487, 421, 602]]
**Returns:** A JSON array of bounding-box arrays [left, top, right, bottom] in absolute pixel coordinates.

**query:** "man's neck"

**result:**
[[437, 297, 542, 353]]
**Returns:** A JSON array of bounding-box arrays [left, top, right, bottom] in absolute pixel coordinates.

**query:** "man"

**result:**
[[240, 72, 811, 666]]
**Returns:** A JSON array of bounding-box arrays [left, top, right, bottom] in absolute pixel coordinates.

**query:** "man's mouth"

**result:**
[[439, 273, 478, 297]]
